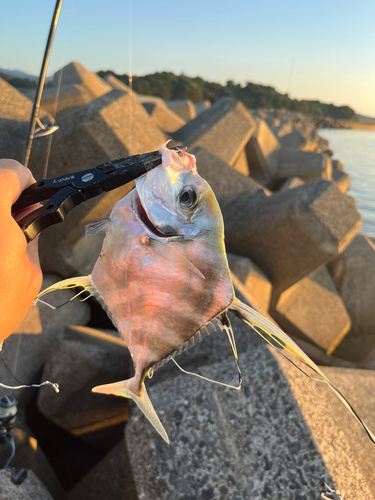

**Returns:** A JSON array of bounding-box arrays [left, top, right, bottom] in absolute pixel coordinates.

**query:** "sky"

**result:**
[[1, 0, 375, 116]]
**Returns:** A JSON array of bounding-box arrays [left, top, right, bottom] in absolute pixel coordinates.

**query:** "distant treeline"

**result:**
[[0, 71, 37, 89], [98, 70, 356, 120]]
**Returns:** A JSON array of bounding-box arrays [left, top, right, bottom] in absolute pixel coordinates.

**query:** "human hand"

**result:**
[[0, 159, 42, 342]]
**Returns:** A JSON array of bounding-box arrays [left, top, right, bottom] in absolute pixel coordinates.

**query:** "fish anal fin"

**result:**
[[92, 379, 169, 444]]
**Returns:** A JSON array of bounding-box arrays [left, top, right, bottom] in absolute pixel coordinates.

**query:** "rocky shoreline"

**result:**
[[1, 61, 375, 499]]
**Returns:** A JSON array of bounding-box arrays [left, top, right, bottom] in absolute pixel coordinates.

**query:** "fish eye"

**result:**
[[179, 186, 198, 211]]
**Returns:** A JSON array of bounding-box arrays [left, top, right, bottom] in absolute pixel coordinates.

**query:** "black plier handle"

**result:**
[[12, 146, 185, 242]]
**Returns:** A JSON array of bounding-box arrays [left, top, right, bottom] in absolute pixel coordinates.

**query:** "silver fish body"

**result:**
[[36, 145, 375, 445]]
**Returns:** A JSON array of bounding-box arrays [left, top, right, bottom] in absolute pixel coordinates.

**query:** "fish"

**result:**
[[36, 144, 375, 445]]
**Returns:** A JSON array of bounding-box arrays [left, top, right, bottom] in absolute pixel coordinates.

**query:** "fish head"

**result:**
[[135, 145, 223, 241]]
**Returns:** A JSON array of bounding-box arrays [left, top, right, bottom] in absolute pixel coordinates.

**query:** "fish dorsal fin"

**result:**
[[230, 296, 375, 445]]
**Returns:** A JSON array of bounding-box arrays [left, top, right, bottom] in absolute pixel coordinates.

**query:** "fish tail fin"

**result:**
[[92, 378, 169, 444], [34, 276, 95, 305], [230, 296, 375, 444]]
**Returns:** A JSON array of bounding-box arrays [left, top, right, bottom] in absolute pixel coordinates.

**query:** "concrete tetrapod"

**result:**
[[24, 62, 112, 118], [138, 96, 186, 133], [245, 119, 332, 182], [223, 179, 361, 292], [165, 99, 196, 121], [328, 235, 375, 362], [0, 77, 53, 161], [272, 266, 351, 354], [172, 97, 255, 169]]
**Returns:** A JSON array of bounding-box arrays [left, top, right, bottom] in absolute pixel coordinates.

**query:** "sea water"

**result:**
[[319, 129, 375, 238]]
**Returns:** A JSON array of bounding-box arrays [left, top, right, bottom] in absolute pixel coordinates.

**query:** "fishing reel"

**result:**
[[0, 395, 28, 485]]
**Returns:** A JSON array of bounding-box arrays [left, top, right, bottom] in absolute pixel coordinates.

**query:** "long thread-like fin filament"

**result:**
[[171, 359, 241, 391]]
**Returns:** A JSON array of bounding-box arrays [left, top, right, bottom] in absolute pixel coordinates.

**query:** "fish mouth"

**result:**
[[133, 192, 173, 238]]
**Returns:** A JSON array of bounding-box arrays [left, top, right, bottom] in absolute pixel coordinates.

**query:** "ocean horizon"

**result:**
[[319, 128, 375, 239]]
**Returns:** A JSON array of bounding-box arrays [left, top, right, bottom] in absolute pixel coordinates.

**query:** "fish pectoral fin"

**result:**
[[149, 237, 205, 279], [230, 296, 375, 445], [92, 379, 169, 444], [85, 218, 110, 236]]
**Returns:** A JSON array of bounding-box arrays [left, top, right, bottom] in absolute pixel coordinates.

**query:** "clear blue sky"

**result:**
[[1, 0, 375, 115]]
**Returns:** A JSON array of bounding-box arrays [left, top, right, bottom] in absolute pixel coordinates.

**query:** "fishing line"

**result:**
[[12, 335, 22, 377], [0, 381, 59, 392], [127, 0, 133, 151], [0, 349, 59, 393], [42, 0, 75, 179], [42, 67, 62, 179], [1, 357, 23, 385]]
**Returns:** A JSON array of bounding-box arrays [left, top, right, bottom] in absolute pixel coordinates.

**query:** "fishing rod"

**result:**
[[0, 1, 64, 487], [22, 0, 63, 168]]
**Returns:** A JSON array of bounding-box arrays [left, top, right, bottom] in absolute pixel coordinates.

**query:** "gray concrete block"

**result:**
[[0, 274, 90, 403], [332, 159, 344, 171], [125, 345, 374, 499], [346, 195, 357, 208], [192, 146, 268, 201], [63, 441, 137, 500], [328, 236, 375, 361], [246, 119, 332, 182], [279, 177, 305, 190], [37, 326, 131, 442], [273, 118, 293, 138], [0, 470, 54, 500], [319, 366, 375, 492], [172, 97, 255, 167], [195, 100, 211, 116], [245, 118, 280, 180], [0, 77, 53, 162], [227, 254, 272, 313], [224, 179, 362, 291], [165, 99, 196, 121], [278, 357, 375, 500], [272, 266, 351, 354], [332, 169, 350, 194], [139, 95, 186, 133], [278, 126, 306, 149], [276, 148, 332, 181], [27, 88, 166, 277], [25, 62, 112, 118], [104, 74, 131, 92], [231, 148, 249, 176]]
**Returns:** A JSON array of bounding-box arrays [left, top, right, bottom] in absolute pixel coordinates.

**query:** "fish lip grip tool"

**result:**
[[12, 146, 185, 243]]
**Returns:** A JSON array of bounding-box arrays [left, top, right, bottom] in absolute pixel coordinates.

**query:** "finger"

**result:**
[[0, 160, 36, 207]]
